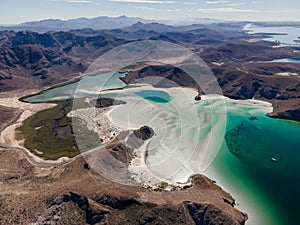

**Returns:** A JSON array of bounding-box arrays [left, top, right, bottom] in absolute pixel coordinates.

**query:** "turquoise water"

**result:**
[[272, 58, 300, 63], [207, 110, 300, 225], [23, 72, 127, 103], [134, 90, 171, 103], [23, 74, 300, 225]]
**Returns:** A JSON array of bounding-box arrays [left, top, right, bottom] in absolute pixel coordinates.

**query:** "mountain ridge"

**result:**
[[0, 15, 150, 32], [0, 16, 227, 33]]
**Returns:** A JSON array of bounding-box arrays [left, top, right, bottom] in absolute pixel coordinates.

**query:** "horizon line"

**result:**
[[1, 15, 300, 27]]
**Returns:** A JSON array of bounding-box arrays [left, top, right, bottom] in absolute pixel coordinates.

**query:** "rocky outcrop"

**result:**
[[47, 190, 246, 225], [195, 95, 202, 101], [184, 201, 245, 225], [90, 97, 126, 108], [105, 140, 134, 165], [133, 126, 154, 141], [270, 108, 300, 121], [51, 192, 109, 225]]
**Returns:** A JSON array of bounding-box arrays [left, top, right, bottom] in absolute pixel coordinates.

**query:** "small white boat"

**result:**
[[271, 158, 277, 162]]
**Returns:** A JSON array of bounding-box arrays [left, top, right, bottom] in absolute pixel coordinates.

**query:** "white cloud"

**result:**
[[206, 1, 229, 4], [135, 6, 181, 11], [183, 2, 199, 5], [136, 6, 260, 13], [227, 3, 244, 7], [49, 0, 94, 3], [199, 7, 259, 12], [111, 0, 176, 3], [67, 0, 94, 2]]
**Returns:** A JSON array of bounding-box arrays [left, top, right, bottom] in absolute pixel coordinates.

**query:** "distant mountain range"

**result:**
[[2, 15, 300, 34], [0, 16, 224, 32], [0, 16, 149, 32]]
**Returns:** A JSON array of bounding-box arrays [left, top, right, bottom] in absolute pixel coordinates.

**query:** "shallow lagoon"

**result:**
[[23, 72, 127, 103]]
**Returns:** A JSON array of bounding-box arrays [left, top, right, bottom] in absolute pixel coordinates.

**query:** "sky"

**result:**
[[0, 0, 300, 24]]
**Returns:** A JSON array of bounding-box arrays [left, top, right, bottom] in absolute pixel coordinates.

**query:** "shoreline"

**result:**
[[204, 154, 286, 225], [18, 71, 128, 103], [18, 74, 86, 103]]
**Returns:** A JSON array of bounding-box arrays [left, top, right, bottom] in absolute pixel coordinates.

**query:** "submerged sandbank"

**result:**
[[103, 86, 272, 184]]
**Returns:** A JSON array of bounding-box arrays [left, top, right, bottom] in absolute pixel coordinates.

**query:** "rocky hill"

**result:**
[[0, 148, 247, 225], [0, 30, 126, 92]]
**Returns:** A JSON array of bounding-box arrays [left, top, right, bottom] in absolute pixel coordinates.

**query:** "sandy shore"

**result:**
[[128, 139, 193, 190], [0, 96, 56, 114]]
